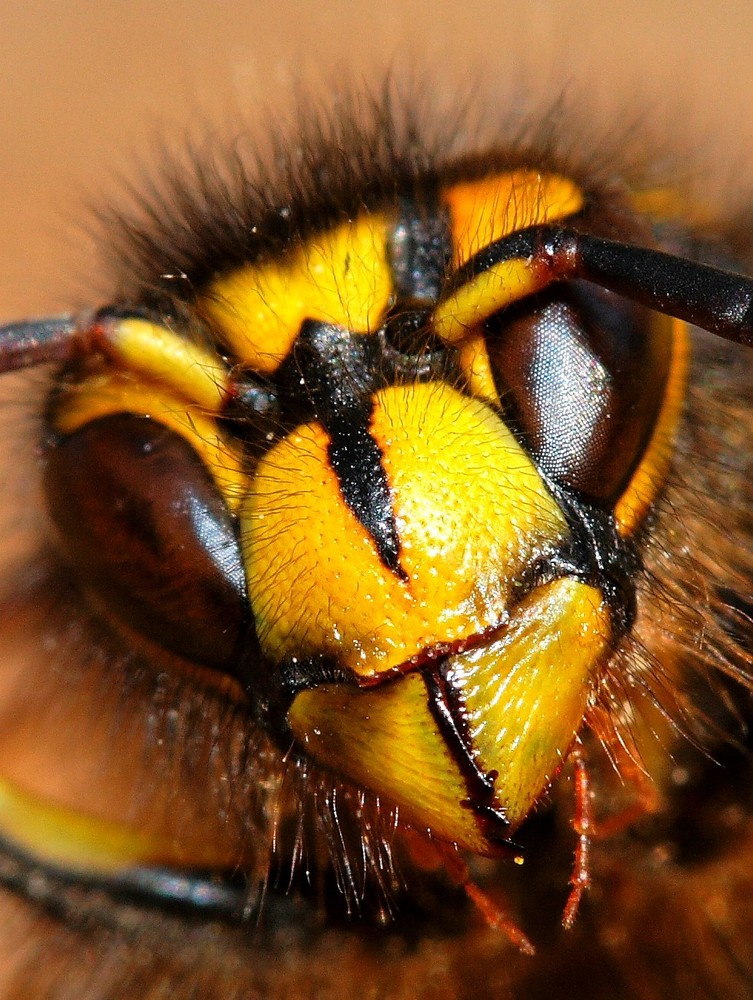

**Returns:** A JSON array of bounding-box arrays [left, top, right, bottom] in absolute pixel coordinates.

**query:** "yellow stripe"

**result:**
[[615, 316, 689, 535], [0, 775, 233, 876], [457, 333, 500, 405], [434, 257, 547, 344], [444, 171, 583, 268], [99, 316, 229, 412]]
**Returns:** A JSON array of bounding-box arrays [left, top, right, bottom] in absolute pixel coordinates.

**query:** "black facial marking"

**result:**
[[277, 320, 384, 420], [387, 197, 452, 304], [275, 320, 406, 577], [423, 667, 514, 847], [327, 407, 405, 578], [518, 484, 639, 639]]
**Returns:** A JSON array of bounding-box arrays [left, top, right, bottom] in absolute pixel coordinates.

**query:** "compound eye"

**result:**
[[44, 413, 248, 671], [486, 282, 673, 504]]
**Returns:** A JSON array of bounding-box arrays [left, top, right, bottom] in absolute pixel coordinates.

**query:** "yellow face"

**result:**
[[28, 165, 687, 877]]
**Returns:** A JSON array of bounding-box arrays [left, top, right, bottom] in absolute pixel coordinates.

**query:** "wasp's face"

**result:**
[[29, 163, 684, 870], [1, 93, 753, 999]]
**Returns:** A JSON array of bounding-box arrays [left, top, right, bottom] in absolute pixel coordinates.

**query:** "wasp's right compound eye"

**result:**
[[483, 283, 674, 507]]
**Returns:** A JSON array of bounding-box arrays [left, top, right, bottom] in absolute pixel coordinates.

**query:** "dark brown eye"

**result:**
[[44, 413, 249, 671], [486, 283, 673, 504]]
